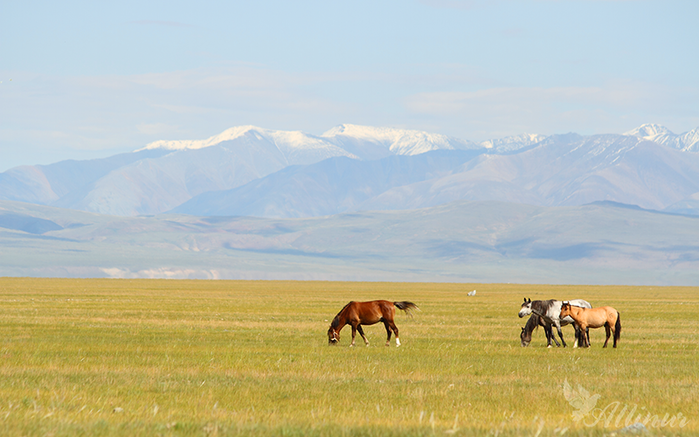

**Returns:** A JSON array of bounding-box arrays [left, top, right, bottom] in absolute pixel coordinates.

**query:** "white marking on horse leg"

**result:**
[[395, 337, 401, 347], [547, 344, 552, 348], [360, 332, 369, 346]]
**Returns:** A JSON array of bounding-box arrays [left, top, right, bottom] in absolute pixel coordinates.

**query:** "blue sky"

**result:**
[[1, 0, 698, 171]]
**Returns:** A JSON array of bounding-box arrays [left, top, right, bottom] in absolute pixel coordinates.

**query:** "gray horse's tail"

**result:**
[[394, 301, 419, 316], [614, 311, 621, 343]]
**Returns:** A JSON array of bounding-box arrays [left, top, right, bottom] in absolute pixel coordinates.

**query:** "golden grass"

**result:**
[[0, 278, 697, 436]]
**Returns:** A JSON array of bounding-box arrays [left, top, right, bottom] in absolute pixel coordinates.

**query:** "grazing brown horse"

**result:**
[[560, 302, 621, 348], [327, 300, 418, 347]]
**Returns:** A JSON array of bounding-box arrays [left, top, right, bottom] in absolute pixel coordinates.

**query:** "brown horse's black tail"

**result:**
[[394, 301, 419, 316], [614, 311, 621, 343]]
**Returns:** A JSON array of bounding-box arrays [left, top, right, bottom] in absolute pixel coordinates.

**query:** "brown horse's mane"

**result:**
[[331, 301, 353, 329]]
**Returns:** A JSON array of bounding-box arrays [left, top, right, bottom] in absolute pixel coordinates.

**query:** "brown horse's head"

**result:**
[[327, 326, 340, 345], [520, 326, 531, 347], [560, 301, 572, 318]]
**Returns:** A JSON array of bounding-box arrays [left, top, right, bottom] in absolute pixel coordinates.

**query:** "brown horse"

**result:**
[[560, 302, 621, 348], [327, 300, 418, 347]]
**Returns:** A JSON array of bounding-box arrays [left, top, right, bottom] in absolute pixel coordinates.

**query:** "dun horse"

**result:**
[[560, 302, 621, 348], [327, 300, 418, 347]]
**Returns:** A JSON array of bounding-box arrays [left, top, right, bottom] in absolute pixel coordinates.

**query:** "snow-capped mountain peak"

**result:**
[[322, 124, 449, 144], [136, 123, 555, 163], [138, 125, 265, 151], [624, 123, 699, 152], [137, 125, 357, 159], [624, 123, 674, 140], [321, 124, 481, 157]]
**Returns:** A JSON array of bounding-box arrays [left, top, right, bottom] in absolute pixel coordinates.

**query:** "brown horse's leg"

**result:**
[[350, 324, 357, 347], [357, 325, 369, 346], [382, 321, 392, 346], [388, 320, 400, 347], [603, 323, 611, 348]]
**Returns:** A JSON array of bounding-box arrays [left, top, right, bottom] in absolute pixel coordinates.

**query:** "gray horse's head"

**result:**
[[518, 297, 532, 318]]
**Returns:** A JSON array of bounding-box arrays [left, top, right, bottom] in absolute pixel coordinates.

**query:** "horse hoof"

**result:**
[[547, 345, 552, 348]]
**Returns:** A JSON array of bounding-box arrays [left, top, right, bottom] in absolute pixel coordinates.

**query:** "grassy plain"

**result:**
[[0, 278, 697, 436]]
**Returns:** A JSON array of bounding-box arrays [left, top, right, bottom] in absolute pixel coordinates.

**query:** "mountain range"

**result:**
[[2, 123, 699, 218], [3, 122, 699, 284]]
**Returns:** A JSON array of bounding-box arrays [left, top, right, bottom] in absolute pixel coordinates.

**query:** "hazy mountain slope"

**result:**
[[2, 199, 698, 285], [0, 149, 169, 205], [360, 134, 699, 212], [0, 166, 57, 205], [172, 149, 485, 218], [2, 127, 360, 216], [57, 135, 324, 216], [514, 134, 699, 208], [663, 192, 699, 215]]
